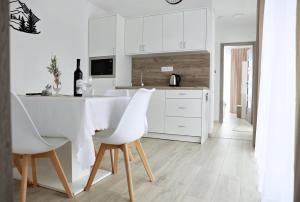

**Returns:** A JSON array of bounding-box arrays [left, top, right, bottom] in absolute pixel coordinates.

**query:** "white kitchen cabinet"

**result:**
[[142, 15, 163, 53], [165, 117, 202, 136], [163, 12, 184, 51], [201, 90, 209, 143], [125, 18, 143, 54], [89, 16, 116, 57], [122, 88, 209, 143], [147, 90, 166, 133], [183, 9, 207, 50], [165, 99, 202, 117], [166, 90, 203, 99], [124, 8, 209, 55]]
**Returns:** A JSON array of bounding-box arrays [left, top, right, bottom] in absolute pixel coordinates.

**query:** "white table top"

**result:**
[[19, 95, 130, 169]]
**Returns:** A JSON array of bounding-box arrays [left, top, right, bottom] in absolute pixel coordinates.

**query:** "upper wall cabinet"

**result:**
[[89, 16, 116, 57], [163, 12, 184, 52], [125, 18, 143, 54], [143, 15, 163, 53], [183, 9, 207, 50], [124, 8, 209, 55]]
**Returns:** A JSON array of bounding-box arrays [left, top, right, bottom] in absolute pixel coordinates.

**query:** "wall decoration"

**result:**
[[9, 0, 41, 34]]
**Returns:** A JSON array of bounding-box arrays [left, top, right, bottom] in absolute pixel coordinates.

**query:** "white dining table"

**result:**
[[13, 95, 130, 195]]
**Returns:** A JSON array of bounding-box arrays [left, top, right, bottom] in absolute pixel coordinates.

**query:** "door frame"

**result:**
[[0, 0, 13, 201], [219, 41, 257, 124]]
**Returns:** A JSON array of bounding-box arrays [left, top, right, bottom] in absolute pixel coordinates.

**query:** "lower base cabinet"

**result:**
[[128, 88, 209, 143], [165, 117, 202, 137]]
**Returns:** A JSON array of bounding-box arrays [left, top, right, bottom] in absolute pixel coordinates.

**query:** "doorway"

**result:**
[[218, 42, 256, 140]]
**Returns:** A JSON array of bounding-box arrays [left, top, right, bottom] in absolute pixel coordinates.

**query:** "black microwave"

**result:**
[[90, 57, 115, 78]]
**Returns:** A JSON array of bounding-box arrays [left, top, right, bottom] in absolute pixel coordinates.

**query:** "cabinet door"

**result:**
[[183, 9, 207, 50], [143, 15, 163, 53], [89, 16, 116, 57], [147, 90, 165, 133], [163, 12, 184, 52], [125, 18, 143, 54]]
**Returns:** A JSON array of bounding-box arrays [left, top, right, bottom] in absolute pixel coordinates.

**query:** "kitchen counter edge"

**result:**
[[115, 86, 209, 90]]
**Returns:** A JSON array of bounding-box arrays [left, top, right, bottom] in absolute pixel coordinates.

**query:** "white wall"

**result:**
[[208, 9, 216, 133], [10, 0, 107, 95], [214, 18, 256, 121]]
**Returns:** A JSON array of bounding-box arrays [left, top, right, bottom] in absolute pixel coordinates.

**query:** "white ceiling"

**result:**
[[88, 0, 257, 19]]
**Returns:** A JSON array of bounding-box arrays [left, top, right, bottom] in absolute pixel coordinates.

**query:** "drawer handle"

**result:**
[[178, 107, 186, 110], [178, 93, 186, 95], [178, 125, 186, 128]]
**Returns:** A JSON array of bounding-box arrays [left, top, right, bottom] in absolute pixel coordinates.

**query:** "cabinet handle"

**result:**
[[183, 41, 186, 49], [178, 125, 186, 128], [179, 93, 186, 96], [178, 107, 186, 110]]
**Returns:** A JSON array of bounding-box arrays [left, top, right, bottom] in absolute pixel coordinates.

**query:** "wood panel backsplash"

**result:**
[[132, 53, 210, 87]]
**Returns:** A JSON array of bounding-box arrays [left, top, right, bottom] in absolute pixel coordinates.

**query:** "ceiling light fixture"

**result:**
[[165, 0, 183, 5]]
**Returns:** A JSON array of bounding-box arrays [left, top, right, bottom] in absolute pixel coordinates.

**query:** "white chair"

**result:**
[[11, 93, 73, 202], [95, 88, 132, 170], [85, 88, 155, 202]]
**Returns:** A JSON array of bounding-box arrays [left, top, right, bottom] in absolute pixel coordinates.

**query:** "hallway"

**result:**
[[212, 113, 253, 141]]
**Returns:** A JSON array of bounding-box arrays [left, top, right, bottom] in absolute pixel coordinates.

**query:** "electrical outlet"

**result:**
[[161, 66, 174, 72]]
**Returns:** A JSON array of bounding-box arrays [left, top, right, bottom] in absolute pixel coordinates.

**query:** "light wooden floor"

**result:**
[[211, 113, 253, 141], [13, 135, 260, 202]]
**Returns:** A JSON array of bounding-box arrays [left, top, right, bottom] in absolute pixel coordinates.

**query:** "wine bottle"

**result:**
[[74, 59, 83, 97]]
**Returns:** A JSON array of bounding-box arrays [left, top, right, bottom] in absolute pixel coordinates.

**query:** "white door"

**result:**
[[125, 18, 143, 54], [89, 16, 116, 57], [143, 15, 163, 53], [183, 9, 207, 50], [163, 12, 184, 52], [147, 90, 165, 133]]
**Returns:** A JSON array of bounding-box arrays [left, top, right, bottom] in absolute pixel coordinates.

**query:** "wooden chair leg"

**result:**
[[134, 140, 155, 182], [13, 155, 23, 176], [114, 148, 119, 174], [13, 155, 32, 185], [48, 151, 74, 198], [128, 146, 134, 162], [122, 144, 135, 202], [110, 149, 115, 174], [31, 157, 38, 187], [85, 144, 107, 191], [20, 155, 30, 202]]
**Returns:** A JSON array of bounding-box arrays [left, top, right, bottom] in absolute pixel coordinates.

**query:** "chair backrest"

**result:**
[[103, 89, 129, 97], [107, 88, 155, 145], [11, 92, 52, 154]]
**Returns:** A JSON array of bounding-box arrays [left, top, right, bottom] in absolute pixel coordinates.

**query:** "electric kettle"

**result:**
[[169, 74, 181, 87]]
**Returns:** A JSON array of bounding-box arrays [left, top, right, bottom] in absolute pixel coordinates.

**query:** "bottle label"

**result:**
[[76, 79, 83, 94]]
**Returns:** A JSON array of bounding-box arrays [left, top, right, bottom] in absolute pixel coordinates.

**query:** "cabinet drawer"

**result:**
[[166, 99, 202, 117], [166, 90, 202, 99], [165, 117, 202, 136]]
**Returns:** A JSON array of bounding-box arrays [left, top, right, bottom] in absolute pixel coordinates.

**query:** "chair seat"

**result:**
[[42, 136, 69, 150]]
